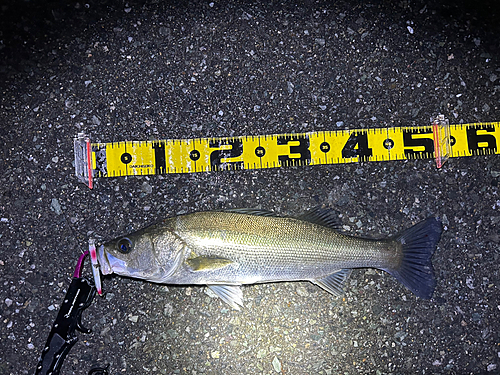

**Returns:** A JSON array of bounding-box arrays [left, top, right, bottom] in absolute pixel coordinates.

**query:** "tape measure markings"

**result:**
[[74, 122, 500, 188]]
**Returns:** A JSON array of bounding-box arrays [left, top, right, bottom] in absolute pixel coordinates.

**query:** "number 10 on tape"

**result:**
[[74, 120, 499, 188]]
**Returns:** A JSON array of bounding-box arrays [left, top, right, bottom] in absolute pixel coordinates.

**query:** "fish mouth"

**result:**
[[98, 245, 115, 275], [98, 244, 146, 279]]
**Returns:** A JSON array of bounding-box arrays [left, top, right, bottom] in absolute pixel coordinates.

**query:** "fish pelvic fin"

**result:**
[[207, 285, 244, 310], [311, 269, 352, 296], [384, 217, 442, 299]]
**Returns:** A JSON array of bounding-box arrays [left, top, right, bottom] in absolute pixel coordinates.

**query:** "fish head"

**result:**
[[98, 224, 185, 283]]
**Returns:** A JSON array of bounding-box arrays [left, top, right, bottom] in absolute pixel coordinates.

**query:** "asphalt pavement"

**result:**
[[1, 0, 499, 374]]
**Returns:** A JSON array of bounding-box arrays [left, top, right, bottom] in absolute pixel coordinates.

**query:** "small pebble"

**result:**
[[50, 198, 62, 215], [272, 356, 281, 373]]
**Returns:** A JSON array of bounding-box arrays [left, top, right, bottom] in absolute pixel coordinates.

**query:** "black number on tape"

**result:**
[[403, 130, 434, 159], [467, 125, 497, 155], [277, 135, 311, 167], [341, 132, 372, 161], [152, 142, 166, 173], [209, 139, 244, 171]]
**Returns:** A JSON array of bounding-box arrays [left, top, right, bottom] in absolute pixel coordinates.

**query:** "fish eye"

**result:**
[[116, 237, 133, 253]]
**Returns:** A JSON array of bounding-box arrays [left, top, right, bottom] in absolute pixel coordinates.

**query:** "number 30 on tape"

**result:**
[[74, 121, 499, 188]]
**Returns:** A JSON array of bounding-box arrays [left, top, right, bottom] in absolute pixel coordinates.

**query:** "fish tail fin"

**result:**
[[384, 218, 442, 299]]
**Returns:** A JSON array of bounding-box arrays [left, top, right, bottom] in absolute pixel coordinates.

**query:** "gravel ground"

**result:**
[[1, 0, 499, 374]]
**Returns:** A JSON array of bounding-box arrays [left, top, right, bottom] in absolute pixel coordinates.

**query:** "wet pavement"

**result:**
[[1, 0, 499, 374]]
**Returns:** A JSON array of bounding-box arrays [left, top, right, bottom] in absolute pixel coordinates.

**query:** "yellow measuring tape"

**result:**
[[74, 120, 499, 188]]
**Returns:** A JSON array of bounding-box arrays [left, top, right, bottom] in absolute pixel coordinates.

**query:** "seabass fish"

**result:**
[[98, 208, 442, 309]]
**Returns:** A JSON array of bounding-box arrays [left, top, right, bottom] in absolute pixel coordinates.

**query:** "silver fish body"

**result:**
[[98, 208, 442, 309]]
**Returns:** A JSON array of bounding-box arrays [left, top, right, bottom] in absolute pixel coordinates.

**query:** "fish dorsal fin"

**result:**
[[311, 269, 352, 296], [207, 285, 244, 310], [186, 256, 235, 271], [225, 208, 277, 217], [298, 207, 341, 230]]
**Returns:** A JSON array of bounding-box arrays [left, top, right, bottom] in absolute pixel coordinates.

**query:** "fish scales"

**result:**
[[174, 211, 398, 283]]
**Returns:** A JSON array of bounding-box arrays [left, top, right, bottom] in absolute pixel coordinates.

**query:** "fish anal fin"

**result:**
[[207, 285, 244, 310], [186, 256, 235, 272], [298, 207, 341, 230], [312, 269, 352, 296]]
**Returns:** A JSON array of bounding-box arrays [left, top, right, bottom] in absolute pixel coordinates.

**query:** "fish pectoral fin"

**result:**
[[186, 256, 235, 272], [207, 285, 244, 310], [312, 269, 352, 296]]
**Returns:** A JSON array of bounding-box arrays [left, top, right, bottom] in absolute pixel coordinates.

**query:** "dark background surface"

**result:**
[[1, 0, 499, 374]]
